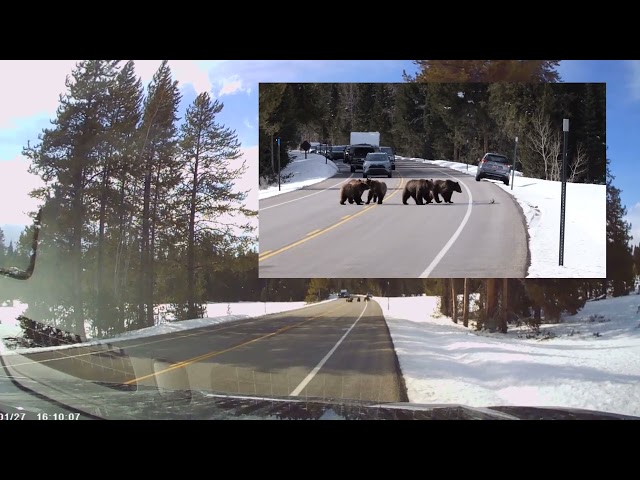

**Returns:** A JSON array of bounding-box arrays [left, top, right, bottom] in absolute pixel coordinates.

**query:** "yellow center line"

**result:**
[[7, 301, 339, 368], [123, 302, 350, 385], [259, 173, 405, 262], [258, 250, 272, 258]]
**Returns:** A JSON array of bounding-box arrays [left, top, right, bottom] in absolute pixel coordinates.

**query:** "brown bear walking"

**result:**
[[402, 179, 434, 205], [365, 179, 388, 204], [339, 179, 370, 205], [431, 179, 462, 203]]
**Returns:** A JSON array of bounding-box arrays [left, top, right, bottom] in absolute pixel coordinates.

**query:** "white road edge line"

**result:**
[[289, 302, 368, 397], [259, 172, 354, 210], [419, 168, 474, 278]]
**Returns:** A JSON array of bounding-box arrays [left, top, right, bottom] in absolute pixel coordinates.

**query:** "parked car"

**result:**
[[362, 152, 392, 178], [475, 152, 512, 185], [379, 146, 396, 170]]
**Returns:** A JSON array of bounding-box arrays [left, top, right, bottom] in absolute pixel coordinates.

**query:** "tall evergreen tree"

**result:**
[[24, 60, 118, 338], [177, 92, 255, 319], [137, 60, 182, 328], [606, 160, 635, 296], [405, 60, 562, 82]]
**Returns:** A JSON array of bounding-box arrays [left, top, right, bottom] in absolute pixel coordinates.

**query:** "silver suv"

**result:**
[[363, 152, 392, 178], [475, 152, 512, 185]]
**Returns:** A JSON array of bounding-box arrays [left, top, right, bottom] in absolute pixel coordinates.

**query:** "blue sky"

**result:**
[[0, 60, 638, 244]]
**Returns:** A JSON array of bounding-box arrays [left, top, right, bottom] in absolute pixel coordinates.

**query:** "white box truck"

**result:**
[[350, 131, 380, 147], [345, 132, 381, 171]]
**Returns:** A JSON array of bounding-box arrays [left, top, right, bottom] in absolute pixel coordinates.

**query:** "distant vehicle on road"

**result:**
[[338, 289, 349, 298], [363, 152, 393, 178], [327, 145, 346, 161], [379, 146, 396, 170], [476, 152, 512, 185]]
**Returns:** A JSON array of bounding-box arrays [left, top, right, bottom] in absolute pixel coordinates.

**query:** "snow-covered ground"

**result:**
[[373, 294, 640, 417], [259, 151, 339, 200], [0, 298, 336, 356], [256, 150, 605, 278]]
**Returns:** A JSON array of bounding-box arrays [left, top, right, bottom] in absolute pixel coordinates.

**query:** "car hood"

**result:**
[[1, 377, 638, 420]]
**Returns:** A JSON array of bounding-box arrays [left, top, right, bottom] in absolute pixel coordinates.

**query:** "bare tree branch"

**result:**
[[570, 143, 589, 182], [526, 109, 561, 180]]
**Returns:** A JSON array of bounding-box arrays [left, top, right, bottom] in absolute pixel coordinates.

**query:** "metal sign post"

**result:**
[[277, 137, 281, 191], [559, 119, 569, 266], [511, 136, 518, 190], [387, 281, 390, 311]]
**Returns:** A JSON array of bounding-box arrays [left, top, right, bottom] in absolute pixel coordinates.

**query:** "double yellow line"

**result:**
[[259, 173, 405, 262], [124, 301, 350, 385]]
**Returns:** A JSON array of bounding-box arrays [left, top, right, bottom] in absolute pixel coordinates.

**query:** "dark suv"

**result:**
[[475, 153, 512, 185], [345, 144, 378, 172]]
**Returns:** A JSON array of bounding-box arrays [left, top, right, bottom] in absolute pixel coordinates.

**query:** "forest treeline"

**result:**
[[259, 79, 606, 185]]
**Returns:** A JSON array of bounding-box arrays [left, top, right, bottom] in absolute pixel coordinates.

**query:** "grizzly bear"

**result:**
[[340, 179, 370, 205], [402, 179, 434, 205], [431, 179, 462, 204], [365, 179, 388, 204]]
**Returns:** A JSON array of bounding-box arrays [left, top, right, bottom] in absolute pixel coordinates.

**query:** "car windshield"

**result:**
[[352, 147, 375, 156], [1, 63, 630, 422], [380, 147, 393, 154], [486, 154, 509, 164]]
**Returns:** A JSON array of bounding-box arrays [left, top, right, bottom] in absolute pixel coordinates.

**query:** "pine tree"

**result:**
[[606, 161, 635, 296], [24, 60, 118, 338], [306, 278, 330, 302], [406, 60, 562, 82], [0, 228, 5, 267], [137, 60, 182, 327], [633, 244, 640, 277], [579, 83, 607, 183], [178, 92, 255, 319], [87, 60, 144, 335]]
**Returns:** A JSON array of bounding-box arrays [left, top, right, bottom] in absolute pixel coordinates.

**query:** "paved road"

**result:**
[[258, 158, 529, 278], [3, 299, 408, 404]]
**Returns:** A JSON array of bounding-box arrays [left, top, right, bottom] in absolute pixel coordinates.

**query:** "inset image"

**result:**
[[258, 82, 606, 279]]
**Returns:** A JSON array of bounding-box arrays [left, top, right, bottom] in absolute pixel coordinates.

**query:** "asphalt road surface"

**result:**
[[3, 299, 408, 404], [258, 158, 529, 278]]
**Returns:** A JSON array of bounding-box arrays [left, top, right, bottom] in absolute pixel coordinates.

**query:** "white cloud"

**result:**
[[0, 60, 222, 131], [218, 76, 251, 97], [243, 118, 254, 130], [0, 156, 46, 225], [0, 60, 80, 129], [132, 60, 219, 95], [201, 60, 409, 95], [629, 60, 640, 101], [626, 202, 640, 245]]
